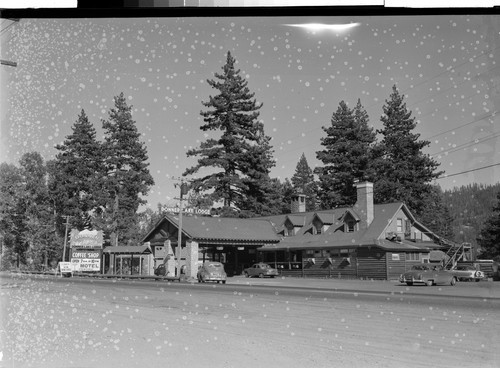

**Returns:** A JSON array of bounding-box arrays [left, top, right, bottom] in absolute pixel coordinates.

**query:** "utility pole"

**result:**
[[62, 215, 70, 262], [175, 180, 189, 278]]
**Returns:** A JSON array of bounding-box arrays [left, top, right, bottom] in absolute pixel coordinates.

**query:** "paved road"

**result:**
[[2, 272, 499, 368], [227, 275, 500, 299]]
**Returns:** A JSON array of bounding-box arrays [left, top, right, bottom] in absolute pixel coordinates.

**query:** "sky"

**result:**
[[1, 11, 499, 210]]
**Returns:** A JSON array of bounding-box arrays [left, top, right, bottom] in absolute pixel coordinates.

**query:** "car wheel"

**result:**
[[222, 280, 226, 284], [450, 277, 457, 286], [197, 277, 201, 283], [475, 278, 481, 282], [270, 275, 275, 278], [217, 281, 220, 284], [244, 271, 249, 278], [406, 282, 413, 286], [259, 273, 264, 278], [426, 280, 433, 287]]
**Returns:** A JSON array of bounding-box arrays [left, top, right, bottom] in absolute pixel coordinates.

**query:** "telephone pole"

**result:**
[[175, 180, 189, 278], [62, 215, 70, 262]]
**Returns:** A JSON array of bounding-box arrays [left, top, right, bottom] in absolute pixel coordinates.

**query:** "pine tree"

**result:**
[[315, 100, 376, 209], [372, 85, 443, 217], [184, 51, 276, 217], [478, 191, 500, 260], [102, 93, 155, 245], [53, 110, 105, 230], [0, 163, 24, 269], [18, 152, 57, 270], [291, 153, 318, 212], [417, 184, 454, 240]]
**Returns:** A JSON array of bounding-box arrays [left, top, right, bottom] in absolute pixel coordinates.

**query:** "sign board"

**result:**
[[165, 207, 211, 216], [68, 229, 103, 272], [58, 262, 73, 273], [70, 229, 104, 249], [392, 253, 400, 261], [71, 257, 101, 272]]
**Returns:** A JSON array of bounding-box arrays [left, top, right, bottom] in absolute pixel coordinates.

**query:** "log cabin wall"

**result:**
[[278, 250, 358, 279], [356, 247, 387, 280], [386, 252, 406, 280]]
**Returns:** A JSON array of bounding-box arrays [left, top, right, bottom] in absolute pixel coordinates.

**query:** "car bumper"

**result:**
[[399, 276, 425, 284], [203, 276, 226, 282]]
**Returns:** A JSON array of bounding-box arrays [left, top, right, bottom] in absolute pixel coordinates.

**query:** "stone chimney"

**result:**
[[291, 192, 307, 213], [354, 181, 374, 229]]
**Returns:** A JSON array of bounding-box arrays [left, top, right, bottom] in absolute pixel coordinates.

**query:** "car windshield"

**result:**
[[206, 263, 222, 269]]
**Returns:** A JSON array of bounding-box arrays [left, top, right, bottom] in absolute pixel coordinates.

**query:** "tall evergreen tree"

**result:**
[[478, 191, 500, 260], [315, 100, 376, 209], [102, 93, 155, 245], [53, 110, 105, 230], [184, 51, 277, 217], [372, 85, 443, 217], [417, 184, 454, 240], [18, 152, 58, 270], [291, 153, 318, 212], [0, 163, 24, 269]]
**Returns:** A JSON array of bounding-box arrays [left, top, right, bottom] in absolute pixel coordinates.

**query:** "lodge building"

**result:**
[[137, 182, 455, 281]]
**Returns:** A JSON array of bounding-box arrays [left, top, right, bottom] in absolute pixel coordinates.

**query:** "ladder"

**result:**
[[442, 243, 472, 269]]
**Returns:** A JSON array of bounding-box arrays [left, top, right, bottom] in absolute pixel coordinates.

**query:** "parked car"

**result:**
[[399, 264, 457, 286], [243, 263, 279, 278], [451, 264, 485, 282], [197, 261, 227, 284]]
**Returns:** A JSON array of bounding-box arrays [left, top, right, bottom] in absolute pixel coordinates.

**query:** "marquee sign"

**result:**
[[70, 229, 103, 249], [70, 229, 103, 272]]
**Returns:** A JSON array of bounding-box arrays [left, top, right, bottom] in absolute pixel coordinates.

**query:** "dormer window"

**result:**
[[341, 210, 359, 233]]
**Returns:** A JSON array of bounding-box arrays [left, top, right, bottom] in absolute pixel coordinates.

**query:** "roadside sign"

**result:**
[[58, 262, 73, 275]]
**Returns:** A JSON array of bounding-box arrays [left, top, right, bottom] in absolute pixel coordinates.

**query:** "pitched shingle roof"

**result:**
[[258, 202, 440, 252], [164, 214, 281, 243]]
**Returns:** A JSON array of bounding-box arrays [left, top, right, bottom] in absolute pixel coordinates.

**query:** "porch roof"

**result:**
[[103, 245, 152, 254], [259, 233, 433, 252]]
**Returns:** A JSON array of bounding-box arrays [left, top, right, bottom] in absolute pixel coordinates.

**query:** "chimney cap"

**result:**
[[354, 181, 373, 187]]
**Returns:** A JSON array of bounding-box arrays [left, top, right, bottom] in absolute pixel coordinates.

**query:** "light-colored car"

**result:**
[[451, 264, 485, 282], [243, 263, 279, 278], [399, 264, 457, 286], [197, 261, 227, 284]]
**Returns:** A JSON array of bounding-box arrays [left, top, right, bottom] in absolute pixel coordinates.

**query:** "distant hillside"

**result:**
[[442, 182, 500, 251]]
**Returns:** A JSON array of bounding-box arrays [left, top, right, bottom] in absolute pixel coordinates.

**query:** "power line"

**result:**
[[437, 162, 500, 180], [430, 130, 500, 157], [273, 43, 499, 156]]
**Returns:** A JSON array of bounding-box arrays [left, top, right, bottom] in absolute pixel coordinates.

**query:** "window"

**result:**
[[407, 252, 420, 261], [397, 218, 403, 233], [346, 220, 356, 232]]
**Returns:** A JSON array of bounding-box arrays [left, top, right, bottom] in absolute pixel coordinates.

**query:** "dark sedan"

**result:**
[[197, 261, 227, 284], [243, 263, 279, 278]]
